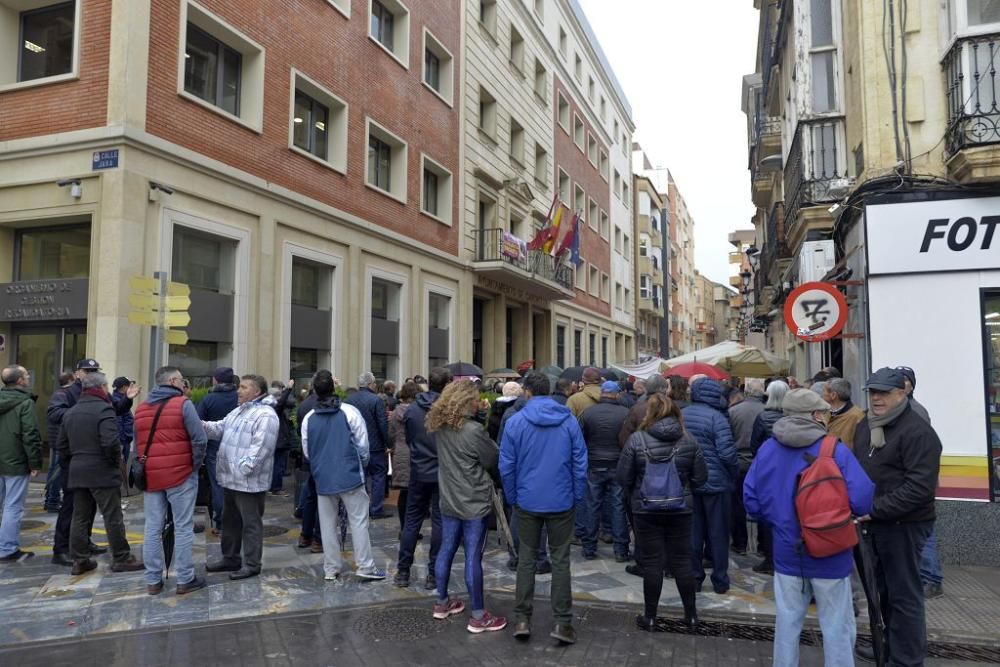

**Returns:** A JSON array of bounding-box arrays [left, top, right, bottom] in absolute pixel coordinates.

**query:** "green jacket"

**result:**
[[0, 386, 43, 476]]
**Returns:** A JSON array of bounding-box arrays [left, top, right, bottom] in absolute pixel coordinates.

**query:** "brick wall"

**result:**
[[145, 0, 462, 256], [0, 0, 111, 141]]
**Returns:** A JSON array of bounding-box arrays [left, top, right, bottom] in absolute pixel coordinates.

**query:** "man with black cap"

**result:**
[[48, 359, 139, 566], [853, 367, 942, 666], [197, 367, 239, 535], [111, 377, 136, 462]]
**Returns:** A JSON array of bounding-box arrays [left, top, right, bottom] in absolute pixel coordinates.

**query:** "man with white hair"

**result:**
[[822, 378, 864, 449], [346, 371, 390, 518], [728, 379, 766, 554]]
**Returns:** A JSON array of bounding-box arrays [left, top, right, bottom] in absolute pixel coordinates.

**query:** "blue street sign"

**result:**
[[92, 149, 119, 170]]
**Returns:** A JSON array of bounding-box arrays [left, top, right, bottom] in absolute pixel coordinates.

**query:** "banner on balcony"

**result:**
[[501, 233, 527, 261]]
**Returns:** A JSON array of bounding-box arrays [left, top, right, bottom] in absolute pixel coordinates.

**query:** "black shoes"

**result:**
[[424, 573, 437, 590], [550, 623, 576, 644], [206, 559, 242, 573], [924, 582, 944, 599], [513, 621, 531, 639], [88, 543, 107, 555], [855, 643, 876, 662], [0, 549, 33, 562], [229, 568, 260, 581], [752, 559, 774, 575], [393, 571, 410, 587], [51, 552, 73, 567], [177, 575, 207, 594], [535, 561, 552, 575], [625, 564, 643, 577], [71, 559, 98, 575]]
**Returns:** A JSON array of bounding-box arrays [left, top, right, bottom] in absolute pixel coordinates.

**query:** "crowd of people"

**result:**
[[0, 357, 944, 663]]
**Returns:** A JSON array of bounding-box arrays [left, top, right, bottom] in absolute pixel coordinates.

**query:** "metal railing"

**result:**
[[764, 201, 788, 266], [784, 118, 852, 225], [474, 227, 573, 290], [944, 33, 1000, 153]]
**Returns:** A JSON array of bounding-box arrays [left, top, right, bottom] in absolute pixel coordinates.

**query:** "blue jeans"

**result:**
[[270, 449, 289, 492], [205, 441, 224, 531], [691, 492, 731, 590], [773, 573, 855, 667], [436, 515, 489, 612], [584, 467, 629, 556], [0, 475, 30, 557], [919, 528, 943, 586], [367, 449, 388, 515], [574, 493, 590, 539], [44, 448, 61, 508], [397, 478, 441, 574], [143, 471, 198, 586]]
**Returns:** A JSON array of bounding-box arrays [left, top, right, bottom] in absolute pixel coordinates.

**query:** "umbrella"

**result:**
[[487, 368, 522, 379], [163, 505, 175, 574], [446, 361, 484, 377], [601, 367, 625, 381], [854, 523, 888, 666], [558, 366, 588, 381], [538, 365, 563, 377], [662, 361, 729, 381], [662, 341, 790, 377], [491, 488, 517, 559]]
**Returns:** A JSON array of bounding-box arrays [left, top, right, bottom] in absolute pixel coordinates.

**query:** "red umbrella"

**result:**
[[663, 361, 729, 381]]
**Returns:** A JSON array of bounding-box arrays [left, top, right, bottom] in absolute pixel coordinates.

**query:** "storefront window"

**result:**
[[370, 277, 400, 381], [170, 341, 218, 389], [428, 293, 450, 371], [291, 260, 321, 308], [290, 347, 319, 381], [17, 226, 90, 281], [984, 291, 1000, 502], [172, 228, 234, 293]]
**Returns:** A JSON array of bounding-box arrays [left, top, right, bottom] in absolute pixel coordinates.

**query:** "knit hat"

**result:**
[[501, 381, 523, 398], [781, 388, 831, 415], [581, 367, 602, 384], [213, 366, 235, 384]]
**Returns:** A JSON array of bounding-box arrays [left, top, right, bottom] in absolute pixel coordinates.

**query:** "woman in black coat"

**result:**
[[617, 393, 707, 631]]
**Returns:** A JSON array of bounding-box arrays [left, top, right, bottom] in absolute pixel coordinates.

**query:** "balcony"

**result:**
[[943, 33, 1000, 179], [756, 115, 782, 160], [472, 228, 574, 300], [783, 118, 854, 237]]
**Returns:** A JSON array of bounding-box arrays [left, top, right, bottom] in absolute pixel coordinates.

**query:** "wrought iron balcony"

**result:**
[[763, 201, 790, 268], [944, 33, 1000, 154], [472, 227, 574, 300], [784, 118, 853, 227]]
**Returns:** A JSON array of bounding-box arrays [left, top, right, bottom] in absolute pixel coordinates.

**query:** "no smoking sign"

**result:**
[[783, 282, 848, 343]]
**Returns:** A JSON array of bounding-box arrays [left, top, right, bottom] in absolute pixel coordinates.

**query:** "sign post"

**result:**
[[128, 273, 191, 382]]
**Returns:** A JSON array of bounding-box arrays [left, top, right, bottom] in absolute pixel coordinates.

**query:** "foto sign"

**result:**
[[783, 282, 848, 343], [866, 196, 1000, 275]]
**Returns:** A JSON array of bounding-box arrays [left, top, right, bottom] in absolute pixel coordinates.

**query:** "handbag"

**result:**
[[129, 397, 175, 492]]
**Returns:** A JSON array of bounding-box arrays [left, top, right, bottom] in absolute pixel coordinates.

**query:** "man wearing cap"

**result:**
[[48, 359, 139, 567], [566, 368, 603, 418], [197, 367, 239, 535], [577, 381, 631, 561], [744, 389, 874, 667], [853, 368, 942, 666], [111, 377, 136, 462]]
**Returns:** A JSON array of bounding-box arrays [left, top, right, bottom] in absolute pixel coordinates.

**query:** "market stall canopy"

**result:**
[[662, 341, 790, 377], [663, 361, 729, 381]]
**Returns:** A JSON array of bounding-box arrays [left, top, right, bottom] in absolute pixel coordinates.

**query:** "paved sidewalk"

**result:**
[[1, 481, 999, 650]]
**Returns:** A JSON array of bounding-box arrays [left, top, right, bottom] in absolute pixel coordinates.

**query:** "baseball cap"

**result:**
[[213, 366, 236, 384], [600, 380, 620, 393], [781, 388, 830, 415], [112, 376, 133, 390], [76, 358, 101, 371], [865, 367, 906, 392], [895, 366, 916, 389]]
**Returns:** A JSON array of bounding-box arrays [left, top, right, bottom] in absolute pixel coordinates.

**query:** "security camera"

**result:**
[[56, 178, 82, 199], [149, 182, 174, 195]]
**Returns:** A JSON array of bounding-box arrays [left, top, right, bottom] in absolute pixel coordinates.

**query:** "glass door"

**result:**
[[984, 292, 1000, 502], [14, 331, 60, 443]]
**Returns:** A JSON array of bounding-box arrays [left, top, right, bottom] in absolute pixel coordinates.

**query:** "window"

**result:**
[[574, 53, 582, 81], [427, 292, 451, 370], [968, 0, 1000, 25], [589, 265, 599, 297], [623, 181, 630, 207], [558, 26, 567, 57], [599, 151, 609, 180], [421, 155, 453, 224], [574, 184, 585, 215], [599, 96, 606, 121], [13, 1, 76, 85], [573, 114, 584, 150], [479, 86, 497, 138], [588, 198, 598, 231], [589, 333, 596, 363], [601, 336, 608, 367], [640, 274, 650, 299], [623, 233, 631, 261], [639, 235, 649, 257], [574, 260, 585, 289], [534, 59, 547, 99], [982, 290, 1000, 501], [366, 119, 408, 202], [370, 277, 402, 382], [557, 92, 570, 130], [809, 0, 837, 113], [509, 25, 525, 73], [16, 226, 90, 281], [601, 274, 610, 302], [587, 76, 595, 101], [600, 210, 609, 239], [534, 0, 544, 19], [613, 170, 621, 198], [624, 287, 631, 310], [615, 282, 623, 307], [587, 134, 598, 165], [556, 325, 566, 368], [613, 118, 620, 142], [534, 144, 548, 184], [423, 29, 454, 105], [479, 0, 497, 35], [509, 118, 525, 165], [614, 228, 622, 254], [179, 2, 265, 130], [289, 70, 348, 171], [370, 0, 410, 68], [558, 169, 570, 201], [477, 192, 497, 230], [574, 329, 582, 365], [289, 257, 334, 379]]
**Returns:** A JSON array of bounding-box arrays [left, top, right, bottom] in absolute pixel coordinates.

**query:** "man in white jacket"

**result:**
[[203, 374, 279, 580]]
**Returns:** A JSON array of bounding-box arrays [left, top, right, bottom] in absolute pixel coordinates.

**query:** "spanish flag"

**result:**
[[527, 193, 561, 251]]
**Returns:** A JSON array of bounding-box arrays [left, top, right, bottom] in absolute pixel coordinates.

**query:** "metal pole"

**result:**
[[148, 270, 166, 382]]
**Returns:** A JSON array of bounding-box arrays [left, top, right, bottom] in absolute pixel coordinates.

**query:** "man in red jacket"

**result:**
[[134, 366, 208, 595]]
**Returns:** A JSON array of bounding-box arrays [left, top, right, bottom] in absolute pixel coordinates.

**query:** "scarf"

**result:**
[[867, 398, 908, 452], [82, 386, 111, 402]]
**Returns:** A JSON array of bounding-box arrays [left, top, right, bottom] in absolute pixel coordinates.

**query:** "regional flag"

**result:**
[[553, 212, 579, 258], [527, 193, 560, 251]]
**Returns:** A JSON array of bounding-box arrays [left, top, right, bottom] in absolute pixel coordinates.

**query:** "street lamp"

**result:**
[[740, 270, 752, 291], [746, 244, 760, 272]]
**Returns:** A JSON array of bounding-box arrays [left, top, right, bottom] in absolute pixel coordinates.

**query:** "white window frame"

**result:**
[[176, 0, 266, 133], [950, 0, 1000, 39], [365, 117, 409, 204], [280, 242, 343, 379], [534, 143, 548, 185], [509, 116, 525, 166], [589, 264, 599, 297], [558, 26, 567, 58], [288, 69, 349, 174], [422, 27, 454, 107], [599, 209, 609, 240], [601, 272, 610, 302], [587, 133, 598, 166], [423, 281, 457, 372], [368, 0, 410, 70], [363, 265, 409, 383], [806, 0, 843, 116], [479, 0, 498, 37], [420, 153, 453, 225], [558, 167, 570, 202], [509, 24, 525, 74], [599, 150, 609, 182], [0, 0, 81, 92], [588, 197, 598, 232], [573, 112, 585, 152], [533, 58, 547, 102], [326, 0, 350, 18], [557, 91, 570, 132]]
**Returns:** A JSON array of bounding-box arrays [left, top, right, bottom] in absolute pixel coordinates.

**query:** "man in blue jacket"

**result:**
[[345, 372, 390, 518], [681, 377, 737, 594], [197, 367, 239, 534], [500, 372, 588, 645], [744, 389, 874, 667]]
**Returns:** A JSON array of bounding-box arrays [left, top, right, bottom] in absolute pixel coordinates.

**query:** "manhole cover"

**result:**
[[353, 606, 449, 641], [20, 520, 46, 531], [262, 525, 288, 538]]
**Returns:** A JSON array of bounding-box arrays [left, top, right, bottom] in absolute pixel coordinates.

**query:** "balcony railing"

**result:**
[[944, 33, 1000, 154], [474, 228, 573, 291], [784, 118, 853, 225], [764, 201, 789, 264]]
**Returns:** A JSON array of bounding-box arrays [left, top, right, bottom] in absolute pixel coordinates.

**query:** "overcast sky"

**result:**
[[577, 0, 759, 285]]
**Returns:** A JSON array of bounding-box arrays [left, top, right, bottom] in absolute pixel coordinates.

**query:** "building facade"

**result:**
[[666, 172, 696, 356], [630, 148, 665, 358]]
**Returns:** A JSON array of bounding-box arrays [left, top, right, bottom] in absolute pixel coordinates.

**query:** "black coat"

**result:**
[[750, 407, 783, 456], [853, 404, 942, 523], [47, 380, 133, 449], [578, 398, 629, 466], [617, 417, 707, 515], [345, 387, 389, 451], [405, 391, 440, 483], [197, 384, 238, 445], [56, 394, 122, 489]]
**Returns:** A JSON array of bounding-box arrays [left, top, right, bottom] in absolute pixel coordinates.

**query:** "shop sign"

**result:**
[[867, 197, 1000, 275], [783, 281, 848, 342], [0, 279, 89, 321]]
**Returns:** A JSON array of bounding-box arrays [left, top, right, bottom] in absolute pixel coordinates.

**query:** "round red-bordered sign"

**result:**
[[783, 282, 848, 343]]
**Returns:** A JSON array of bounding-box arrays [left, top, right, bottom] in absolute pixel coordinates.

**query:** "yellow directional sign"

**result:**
[[165, 294, 191, 310], [128, 293, 160, 310], [166, 281, 190, 297], [165, 330, 188, 345], [128, 311, 158, 327], [129, 276, 191, 297], [164, 312, 190, 327]]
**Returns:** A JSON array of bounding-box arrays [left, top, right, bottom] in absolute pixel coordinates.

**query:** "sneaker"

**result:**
[[424, 573, 437, 590], [549, 623, 576, 644], [357, 567, 387, 580], [924, 582, 944, 599], [393, 571, 410, 587], [432, 598, 465, 619], [467, 611, 508, 634], [535, 561, 552, 575], [0, 549, 34, 562], [324, 573, 342, 582]]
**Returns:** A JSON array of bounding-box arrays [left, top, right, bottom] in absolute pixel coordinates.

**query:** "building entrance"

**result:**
[[12, 324, 87, 441]]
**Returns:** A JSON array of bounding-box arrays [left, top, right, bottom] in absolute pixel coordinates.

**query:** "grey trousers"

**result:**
[[221, 489, 267, 572]]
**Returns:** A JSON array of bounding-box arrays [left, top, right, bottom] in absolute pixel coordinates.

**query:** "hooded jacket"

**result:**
[[404, 391, 441, 483], [617, 417, 707, 515], [437, 420, 500, 520], [388, 401, 412, 488], [0, 386, 43, 476], [196, 383, 238, 447], [499, 396, 588, 513], [681, 379, 737, 495], [344, 387, 389, 452], [487, 396, 518, 442], [750, 407, 784, 456], [56, 391, 121, 489], [203, 396, 280, 493], [134, 386, 207, 492], [744, 416, 874, 579], [301, 396, 369, 496], [496, 395, 527, 444], [853, 403, 942, 523], [578, 397, 629, 466], [566, 383, 602, 418]]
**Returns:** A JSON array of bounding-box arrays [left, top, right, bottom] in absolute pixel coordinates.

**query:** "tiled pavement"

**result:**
[[2, 481, 1000, 650]]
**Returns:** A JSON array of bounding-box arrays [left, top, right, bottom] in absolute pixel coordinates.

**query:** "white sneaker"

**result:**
[[324, 573, 341, 582]]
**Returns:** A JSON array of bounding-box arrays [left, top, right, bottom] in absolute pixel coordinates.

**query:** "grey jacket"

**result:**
[[203, 397, 280, 493], [729, 396, 766, 458], [436, 420, 500, 520]]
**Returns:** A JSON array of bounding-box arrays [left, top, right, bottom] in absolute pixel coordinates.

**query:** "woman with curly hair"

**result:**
[[426, 380, 507, 633]]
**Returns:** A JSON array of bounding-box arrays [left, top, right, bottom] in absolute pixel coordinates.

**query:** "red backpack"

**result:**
[[794, 436, 858, 558]]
